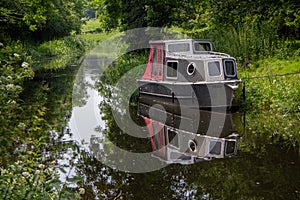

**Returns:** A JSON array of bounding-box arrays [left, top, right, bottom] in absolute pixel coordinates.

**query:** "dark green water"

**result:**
[[25, 55, 300, 200]]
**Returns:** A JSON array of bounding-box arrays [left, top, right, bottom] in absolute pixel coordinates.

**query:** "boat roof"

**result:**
[[149, 39, 212, 44], [149, 39, 234, 59]]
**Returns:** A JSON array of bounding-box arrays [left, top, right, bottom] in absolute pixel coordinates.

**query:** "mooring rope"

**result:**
[[241, 71, 300, 80]]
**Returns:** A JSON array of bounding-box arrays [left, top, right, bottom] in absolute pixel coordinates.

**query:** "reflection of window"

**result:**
[[209, 140, 221, 155], [166, 61, 178, 78], [208, 61, 221, 76], [224, 60, 236, 76], [168, 129, 179, 148], [152, 47, 157, 76], [225, 140, 236, 155], [152, 124, 159, 150], [168, 43, 190, 52], [194, 42, 211, 51]]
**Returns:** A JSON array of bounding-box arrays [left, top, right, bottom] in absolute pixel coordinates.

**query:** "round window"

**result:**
[[187, 63, 196, 75], [188, 139, 197, 152]]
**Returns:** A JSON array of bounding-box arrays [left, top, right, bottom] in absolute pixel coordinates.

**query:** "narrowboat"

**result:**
[[138, 100, 238, 164], [138, 39, 242, 108]]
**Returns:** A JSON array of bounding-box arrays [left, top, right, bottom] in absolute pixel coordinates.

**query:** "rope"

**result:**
[[241, 71, 300, 80]]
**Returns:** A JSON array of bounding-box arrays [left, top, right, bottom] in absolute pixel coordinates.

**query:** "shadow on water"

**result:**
[[21, 54, 300, 199]]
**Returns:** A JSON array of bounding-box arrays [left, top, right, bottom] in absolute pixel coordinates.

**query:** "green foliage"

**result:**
[[26, 36, 86, 71], [241, 73, 300, 114], [0, 42, 34, 156], [89, 0, 300, 66], [91, 0, 300, 39], [185, 22, 287, 63], [0, 36, 88, 199], [238, 70, 300, 153], [0, 0, 87, 40], [81, 19, 102, 34], [98, 52, 148, 141], [255, 57, 300, 75], [99, 52, 147, 93], [0, 150, 81, 200]]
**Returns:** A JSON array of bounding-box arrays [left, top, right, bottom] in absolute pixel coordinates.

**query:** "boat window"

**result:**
[[151, 47, 158, 76], [166, 61, 178, 78], [158, 48, 163, 76], [168, 43, 190, 52], [224, 60, 236, 77], [194, 42, 212, 52], [208, 61, 221, 76]]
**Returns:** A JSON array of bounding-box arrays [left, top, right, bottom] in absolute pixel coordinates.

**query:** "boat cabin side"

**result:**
[[141, 39, 238, 82]]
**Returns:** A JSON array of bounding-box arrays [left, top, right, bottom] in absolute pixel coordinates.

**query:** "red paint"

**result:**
[[143, 117, 166, 158], [141, 44, 164, 81], [141, 48, 153, 80]]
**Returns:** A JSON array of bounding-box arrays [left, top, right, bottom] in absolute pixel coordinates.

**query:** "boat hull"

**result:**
[[138, 80, 239, 109]]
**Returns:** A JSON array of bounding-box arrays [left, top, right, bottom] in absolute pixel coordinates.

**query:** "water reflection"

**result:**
[[64, 55, 300, 200], [138, 98, 238, 165], [66, 55, 113, 148]]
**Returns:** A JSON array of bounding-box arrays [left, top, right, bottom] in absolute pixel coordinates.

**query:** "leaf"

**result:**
[[66, 176, 82, 183], [49, 179, 61, 188], [59, 167, 67, 174]]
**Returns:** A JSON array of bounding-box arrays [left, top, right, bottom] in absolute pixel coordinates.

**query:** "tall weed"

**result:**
[[240, 73, 300, 153], [186, 22, 288, 64]]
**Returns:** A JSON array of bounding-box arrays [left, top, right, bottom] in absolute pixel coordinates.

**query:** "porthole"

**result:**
[[187, 63, 196, 76], [188, 139, 197, 152]]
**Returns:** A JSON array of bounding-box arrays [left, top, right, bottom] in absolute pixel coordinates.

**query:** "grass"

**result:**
[[81, 19, 102, 34], [253, 57, 300, 75], [79, 19, 116, 46], [29, 36, 86, 72]]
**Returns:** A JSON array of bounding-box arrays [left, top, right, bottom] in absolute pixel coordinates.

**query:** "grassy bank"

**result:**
[[0, 39, 84, 198], [0, 24, 112, 198]]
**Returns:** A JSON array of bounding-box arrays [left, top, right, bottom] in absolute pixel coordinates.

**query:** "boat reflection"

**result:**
[[138, 97, 238, 165]]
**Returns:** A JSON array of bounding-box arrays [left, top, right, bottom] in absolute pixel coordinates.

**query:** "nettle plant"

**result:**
[[0, 42, 34, 150]]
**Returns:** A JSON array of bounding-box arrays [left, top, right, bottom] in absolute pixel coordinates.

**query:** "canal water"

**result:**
[[28, 52, 300, 199]]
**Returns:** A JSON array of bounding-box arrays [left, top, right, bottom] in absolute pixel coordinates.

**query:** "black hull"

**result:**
[[138, 102, 236, 137], [138, 80, 236, 109]]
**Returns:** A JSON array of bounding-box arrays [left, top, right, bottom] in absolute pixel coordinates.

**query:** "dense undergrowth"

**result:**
[[0, 39, 86, 199], [239, 72, 300, 152]]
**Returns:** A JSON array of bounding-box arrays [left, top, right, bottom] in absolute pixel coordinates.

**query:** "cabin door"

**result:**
[[151, 45, 164, 81]]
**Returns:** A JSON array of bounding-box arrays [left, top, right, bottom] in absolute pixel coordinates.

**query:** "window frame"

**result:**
[[207, 60, 222, 77], [193, 41, 212, 52], [167, 42, 191, 53], [167, 128, 179, 149], [223, 59, 237, 77], [166, 60, 179, 79]]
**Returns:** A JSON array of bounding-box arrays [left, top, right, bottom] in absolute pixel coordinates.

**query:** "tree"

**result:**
[[0, 0, 87, 40]]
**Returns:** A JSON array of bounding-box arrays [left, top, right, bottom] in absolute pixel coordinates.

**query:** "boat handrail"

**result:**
[[208, 51, 231, 57], [167, 51, 231, 59]]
